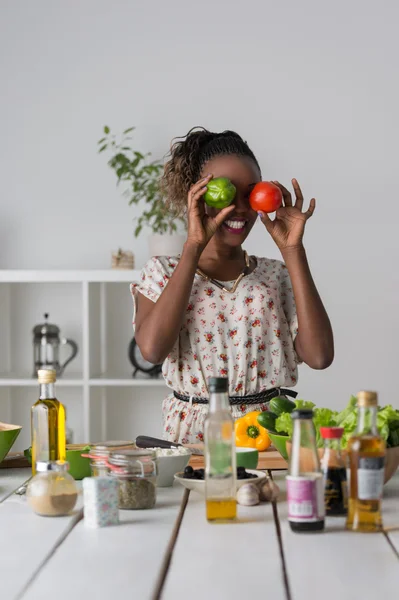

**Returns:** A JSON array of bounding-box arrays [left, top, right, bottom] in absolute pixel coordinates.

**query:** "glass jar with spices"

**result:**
[[26, 461, 78, 517], [89, 441, 135, 477], [108, 449, 157, 509], [320, 427, 347, 516]]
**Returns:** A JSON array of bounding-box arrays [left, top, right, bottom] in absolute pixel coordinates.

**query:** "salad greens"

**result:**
[[274, 396, 399, 449]]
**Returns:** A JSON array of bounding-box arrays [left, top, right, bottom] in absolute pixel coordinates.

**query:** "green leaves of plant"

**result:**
[[98, 124, 186, 237]]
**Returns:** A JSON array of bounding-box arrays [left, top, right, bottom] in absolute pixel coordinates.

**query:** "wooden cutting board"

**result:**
[[187, 445, 287, 471]]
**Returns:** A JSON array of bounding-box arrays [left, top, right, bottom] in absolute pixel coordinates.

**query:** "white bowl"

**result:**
[[156, 452, 192, 487], [174, 469, 267, 495]]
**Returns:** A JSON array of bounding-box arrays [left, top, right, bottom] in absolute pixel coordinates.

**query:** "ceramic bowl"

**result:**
[[267, 432, 290, 460], [0, 422, 22, 464], [174, 469, 267, 495], [236, 447, 259, 469], [156, 452, 192, 487], [24, 444, 91, 480]]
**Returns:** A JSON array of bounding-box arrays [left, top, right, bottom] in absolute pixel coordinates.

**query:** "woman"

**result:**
[[131, 128, 334, 443]]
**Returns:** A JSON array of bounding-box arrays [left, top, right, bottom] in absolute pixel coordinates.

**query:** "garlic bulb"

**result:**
[[259, 478, 280, 502], [236, 483, 260, 506]]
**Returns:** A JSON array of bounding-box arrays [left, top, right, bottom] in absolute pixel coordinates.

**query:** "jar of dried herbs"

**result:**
[[89, 441, 135, 477], [108, 449, 157, 510]]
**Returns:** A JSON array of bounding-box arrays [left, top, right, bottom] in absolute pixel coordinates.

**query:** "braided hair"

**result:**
[[162, 127, 261, 216]]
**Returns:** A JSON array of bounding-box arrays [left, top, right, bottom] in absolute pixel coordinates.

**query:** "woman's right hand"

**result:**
[[186, 175, 236, 251]]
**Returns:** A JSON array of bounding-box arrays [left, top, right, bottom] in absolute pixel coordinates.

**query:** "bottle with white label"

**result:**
[[346, 391, 385, 532], [287, 409, 325, 532]]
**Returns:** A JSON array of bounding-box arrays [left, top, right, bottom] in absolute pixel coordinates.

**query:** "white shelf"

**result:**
[[0, 270, 165, 446], [0, 374, 84, 387], [0, 374, 166, 388], [89, 377, 166, 387], [0, 270, 140, 283]]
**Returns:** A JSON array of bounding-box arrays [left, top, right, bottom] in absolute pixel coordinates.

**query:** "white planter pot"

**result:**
[[148, 233, 186, 258]]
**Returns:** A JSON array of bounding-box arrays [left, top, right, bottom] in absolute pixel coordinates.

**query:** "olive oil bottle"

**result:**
[[31, 369, 66, 475], [204, 377, 237, 521], [346, 391, 385, 532]]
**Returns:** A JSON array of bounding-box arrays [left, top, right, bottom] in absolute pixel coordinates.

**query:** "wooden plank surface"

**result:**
[[162, 484, 287, 600], [189, 447, 287, 471], [22, 485, 186, 600], [275, 470, 399, 600], [0, 467, 30, 503], [0, 470, 83, 600], [382, 473, 399, 554], [0, 452, 31, 469]]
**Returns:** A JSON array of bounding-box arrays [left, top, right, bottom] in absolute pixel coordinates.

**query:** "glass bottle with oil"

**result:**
[[346, 391, 386, 532], [204, 377, 236, 522], [31, 369, 66, 475]]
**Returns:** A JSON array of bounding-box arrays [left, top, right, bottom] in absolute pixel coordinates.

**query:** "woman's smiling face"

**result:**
[[200, 154, 261, 247]]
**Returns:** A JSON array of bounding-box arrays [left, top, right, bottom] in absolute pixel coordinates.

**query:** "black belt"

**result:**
[[173, 388, 297, 406]]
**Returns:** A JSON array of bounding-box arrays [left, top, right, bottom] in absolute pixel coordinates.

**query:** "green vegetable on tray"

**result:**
[[258, 396, 399, 449]]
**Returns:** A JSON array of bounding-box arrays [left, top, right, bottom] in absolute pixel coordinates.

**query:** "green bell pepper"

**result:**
[[204, 177, 236, 209]]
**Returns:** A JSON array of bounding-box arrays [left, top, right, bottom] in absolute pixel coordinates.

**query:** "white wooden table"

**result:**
[[1, 468, 398, 600]]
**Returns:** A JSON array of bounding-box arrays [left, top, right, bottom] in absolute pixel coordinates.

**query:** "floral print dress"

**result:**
[[130, 255, 300, 444]]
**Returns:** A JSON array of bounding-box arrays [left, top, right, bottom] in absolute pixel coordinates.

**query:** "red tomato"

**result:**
[[249, 182, 282, 213]]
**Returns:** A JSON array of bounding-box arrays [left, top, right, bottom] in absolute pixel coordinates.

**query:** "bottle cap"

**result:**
[[291, 409, 313, 420], [36, 461, 69, 472], [38, 369, 56, 384], [357, 391, 378, 407], [320, 427, 344, 439], [208, 377, 228, 393]]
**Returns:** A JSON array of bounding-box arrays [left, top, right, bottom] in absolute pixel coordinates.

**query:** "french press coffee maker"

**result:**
[[33, 313, 78, 377]]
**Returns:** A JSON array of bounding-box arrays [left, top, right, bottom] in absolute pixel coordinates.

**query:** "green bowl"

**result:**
[[24, 445, 91, 480], [236, 447, 259, 469], [268, 432, 290, 460], [0, 423, 22, 463]]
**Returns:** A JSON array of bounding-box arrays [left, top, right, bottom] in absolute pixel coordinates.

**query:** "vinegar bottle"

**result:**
[[287, 409, 325, 532], [31, 369, 66, 475], [346, 391, 385, 532], [204, 377, 237, 522]]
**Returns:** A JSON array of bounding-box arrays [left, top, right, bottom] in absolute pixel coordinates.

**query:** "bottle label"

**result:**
[[322, 467, 347, 514], [357, 457, 385, 500], [286, 475, 325, 522]]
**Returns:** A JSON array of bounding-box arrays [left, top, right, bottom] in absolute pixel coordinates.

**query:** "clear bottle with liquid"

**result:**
[[346, 391, 385, 532], [31, 369, 66, 475], [287, 409, 325, 532], [204, 377, 237, 522]]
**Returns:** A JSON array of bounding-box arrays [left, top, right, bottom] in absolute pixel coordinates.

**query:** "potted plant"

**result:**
[[98, 126, 186, 257]]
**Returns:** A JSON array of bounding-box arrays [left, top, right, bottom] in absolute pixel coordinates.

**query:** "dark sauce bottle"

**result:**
[[287, 409, 325, 532], [320, 427, 347, 516]]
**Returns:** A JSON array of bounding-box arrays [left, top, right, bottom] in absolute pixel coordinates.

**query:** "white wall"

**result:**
[[1, 0, 398, 411]]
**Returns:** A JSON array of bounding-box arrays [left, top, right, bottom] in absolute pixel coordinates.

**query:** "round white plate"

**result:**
[[174, 469, 267, 495]]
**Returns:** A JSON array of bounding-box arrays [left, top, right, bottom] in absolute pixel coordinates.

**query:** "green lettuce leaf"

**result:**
[[335, 396, 357, 426], [313, 408, 338, 447], [275, 412, 293, 437], [294, 399, 316, 410]]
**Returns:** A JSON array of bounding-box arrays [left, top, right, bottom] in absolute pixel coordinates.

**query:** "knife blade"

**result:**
[[135, 435, 204, 456]]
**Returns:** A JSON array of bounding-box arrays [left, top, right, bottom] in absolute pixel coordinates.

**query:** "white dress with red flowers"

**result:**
[[130, 255, 299, 444]]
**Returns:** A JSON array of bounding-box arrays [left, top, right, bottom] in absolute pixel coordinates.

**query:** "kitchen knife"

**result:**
[[135, 435, 203, 456]]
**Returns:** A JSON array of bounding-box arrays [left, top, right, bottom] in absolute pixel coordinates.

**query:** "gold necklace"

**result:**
[[196, 251, 250, 294]]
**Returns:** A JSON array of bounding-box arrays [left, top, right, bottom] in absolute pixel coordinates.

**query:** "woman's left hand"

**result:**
[[258, 179, 315, 252]]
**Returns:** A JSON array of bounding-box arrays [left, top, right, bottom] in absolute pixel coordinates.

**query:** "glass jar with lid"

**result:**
[[89, 441, 135, 477], [108, 449, 157, 509], [26, 461, 78, 517]]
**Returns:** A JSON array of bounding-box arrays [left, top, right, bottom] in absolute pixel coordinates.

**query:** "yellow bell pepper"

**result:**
[[235, 411, 271, 451]]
